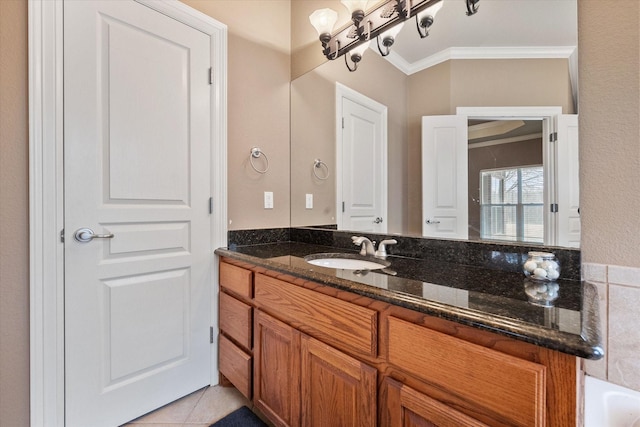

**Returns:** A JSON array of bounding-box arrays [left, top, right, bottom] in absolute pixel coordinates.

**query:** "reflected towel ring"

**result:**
[[249, 147, 269, 174], [313, 159, 329, 180]]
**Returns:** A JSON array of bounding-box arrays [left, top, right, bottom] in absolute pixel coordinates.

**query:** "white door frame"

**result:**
[[335, 82, 388, 232], [28, 1, 227, 425]]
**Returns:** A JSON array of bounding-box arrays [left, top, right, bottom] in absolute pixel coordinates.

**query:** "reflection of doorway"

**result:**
[[468, 119, 544, 243], [336, 83, 388, 233], [422, 107, 580, 247]]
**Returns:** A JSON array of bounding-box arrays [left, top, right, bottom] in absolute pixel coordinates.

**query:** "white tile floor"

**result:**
[[122, 385, 258, 426]]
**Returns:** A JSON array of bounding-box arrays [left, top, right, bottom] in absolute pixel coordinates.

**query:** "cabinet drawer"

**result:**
[[219, 334, 252, 400], [387, 316, 546, 427], [254, 273, 377, 357], [384, 377, 490, 427], [220, 262, 253, 299], [219, 292, 252, 350]]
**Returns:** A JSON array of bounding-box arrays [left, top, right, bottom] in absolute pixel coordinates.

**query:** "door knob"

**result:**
[[373, 217, 383, 224], [74, 228, 114, 243]]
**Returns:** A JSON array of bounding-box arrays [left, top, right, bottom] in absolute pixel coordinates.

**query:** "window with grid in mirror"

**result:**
[[480, 166, 544, 243]]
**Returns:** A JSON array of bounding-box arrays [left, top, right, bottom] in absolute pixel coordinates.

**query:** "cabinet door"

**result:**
[[254, 310, 300, 427], [383, 378, 489, 427], [300, 335, 377, 427]]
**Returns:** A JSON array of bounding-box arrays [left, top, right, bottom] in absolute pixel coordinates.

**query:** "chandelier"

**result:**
[[309, 0, 480, 71]]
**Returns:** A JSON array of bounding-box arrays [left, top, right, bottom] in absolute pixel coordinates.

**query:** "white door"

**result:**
[[556, 114, 580, 247], [422, 115, 469, 239], [64, 1, 212, 426], [338, 86, 387, 233]]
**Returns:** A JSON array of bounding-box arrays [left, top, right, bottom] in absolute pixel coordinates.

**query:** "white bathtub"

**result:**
[[585, 376, 640, 427]]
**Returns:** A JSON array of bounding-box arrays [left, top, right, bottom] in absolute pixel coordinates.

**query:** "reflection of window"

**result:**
[[480, 166, 544, 243]]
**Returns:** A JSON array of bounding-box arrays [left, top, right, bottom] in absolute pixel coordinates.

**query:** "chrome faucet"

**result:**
[[352, 236, 398, 258], [375, 239, 397, 258], [351, 236, 376, 256]]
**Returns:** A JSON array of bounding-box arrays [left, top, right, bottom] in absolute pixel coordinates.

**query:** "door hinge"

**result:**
[[209, 197, 213, 214], [342, 201, 345, 213], [342, 117, 345, 129], [208, 67, 213, 85], [60, 228, 65, 243], [210, 326, 214, 344], [550, 132, 557, 142], [550, 203, 559, 213]]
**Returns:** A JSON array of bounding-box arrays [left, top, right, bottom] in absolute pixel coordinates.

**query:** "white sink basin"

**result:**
[[304, 253, 390, 270]]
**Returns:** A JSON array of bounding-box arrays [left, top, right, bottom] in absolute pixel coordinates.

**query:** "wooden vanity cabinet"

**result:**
[[300, 334, 377, 427], [384, 377, 490, 427], [253, 272, 378, 427], [218, 258, 577, 427], [218, 262, 254, 399], [254, 310, 301, 427]]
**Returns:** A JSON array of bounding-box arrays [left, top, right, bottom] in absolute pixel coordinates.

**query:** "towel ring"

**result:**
[[313, 159, 329, 180], [250, 147, 269, 174]]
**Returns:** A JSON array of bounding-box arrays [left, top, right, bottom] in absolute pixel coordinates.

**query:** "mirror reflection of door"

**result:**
[[422, 107, 580, 247], [336, 84, 388, 233]]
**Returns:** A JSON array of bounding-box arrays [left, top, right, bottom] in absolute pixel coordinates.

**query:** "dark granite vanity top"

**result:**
[[216, 241, 603, 360]]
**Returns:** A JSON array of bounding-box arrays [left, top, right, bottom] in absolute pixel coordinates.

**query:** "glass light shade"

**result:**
[[351, 40, 371, 57], [309, 8, 338, 36], [380, 22, 404, 40], [340, 0, 369, 14], [424, 0, 444, 18]]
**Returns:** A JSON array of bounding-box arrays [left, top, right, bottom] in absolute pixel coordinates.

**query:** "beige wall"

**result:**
[[0, 0, 30, 425], [579, 0, 640, 394], [406, 58, 574, 234], [1, 1, 639, 425], [579, 0, 640, 267], [290, 52, 408, 232], [182, 0, 291, 231], [291, 0, 352, 79], [292, 56, 572, 235]]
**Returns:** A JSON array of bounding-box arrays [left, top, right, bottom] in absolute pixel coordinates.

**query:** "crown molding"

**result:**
[[380, 45, 577, 76]]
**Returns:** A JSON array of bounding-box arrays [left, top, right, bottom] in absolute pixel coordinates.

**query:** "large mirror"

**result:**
[[291, 0, 578, 246]]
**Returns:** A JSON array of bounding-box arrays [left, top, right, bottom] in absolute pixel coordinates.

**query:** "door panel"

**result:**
[[422, 115, 469, 239], [340, 91, 387, 233], [556, 114, 580, 248], [254, 310, 301, 427], [301, 335, 377, 427], [64, 1, 212, 425]]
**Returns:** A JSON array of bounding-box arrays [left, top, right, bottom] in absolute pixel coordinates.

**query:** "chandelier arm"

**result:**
[[376, 36, 391, 56], [466, 0, 479, 16], [415, 14, 428, 38], [344, 53, 358, 72]]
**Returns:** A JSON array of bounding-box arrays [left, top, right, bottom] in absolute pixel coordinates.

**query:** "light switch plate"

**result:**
[[305, 193, 313, 209], [264, 191, 273, 209]]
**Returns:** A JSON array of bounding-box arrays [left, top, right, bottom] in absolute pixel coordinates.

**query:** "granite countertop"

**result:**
[[215, 241, 603, 360]]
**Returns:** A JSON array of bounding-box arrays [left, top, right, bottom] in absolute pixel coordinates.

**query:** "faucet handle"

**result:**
[[351, 236, 367, 255], [375, 239, 397, 258]]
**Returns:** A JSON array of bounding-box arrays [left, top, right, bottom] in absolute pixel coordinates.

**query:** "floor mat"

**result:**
[[209, 406, 268, 427]]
